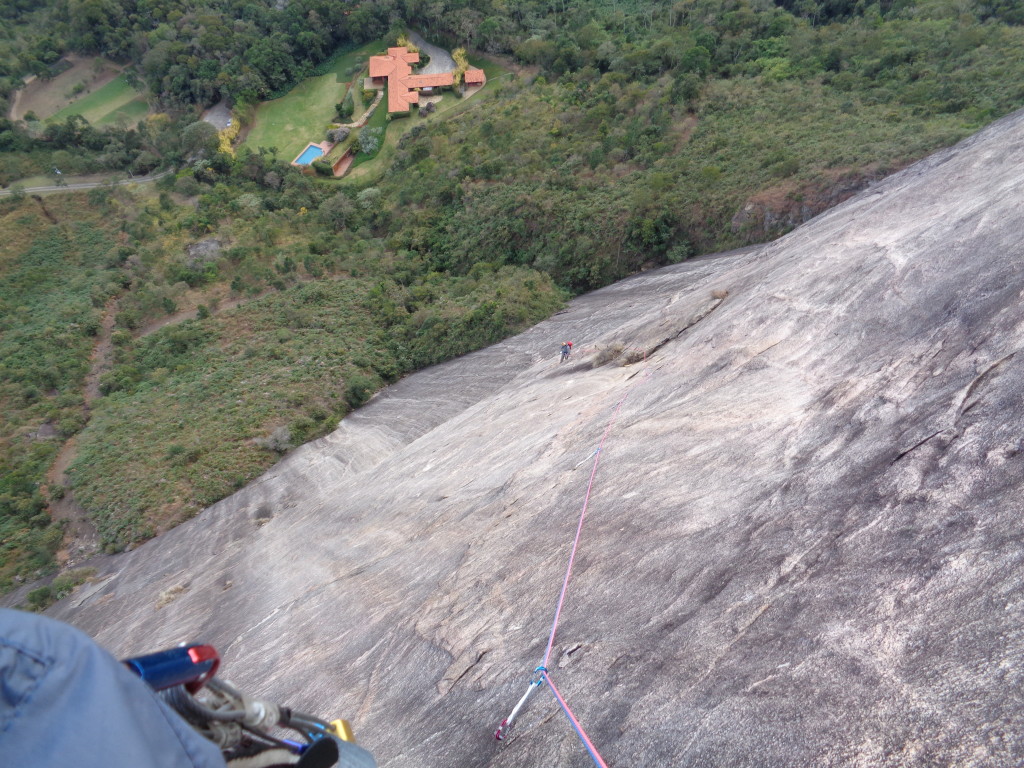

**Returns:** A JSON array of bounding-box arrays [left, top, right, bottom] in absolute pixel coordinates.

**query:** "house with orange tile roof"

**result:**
[[464, 68, 486, 87], [368, 46, 485, 116], [369, 47, 419, 80]]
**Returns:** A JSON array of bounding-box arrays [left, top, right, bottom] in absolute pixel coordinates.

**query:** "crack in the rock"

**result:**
[[891, 431, 943, 465], [956, 350, 1017, 419], [449, 649, 488, 689], [889, 351, 1018, 466], [644, 296, 727, 359]]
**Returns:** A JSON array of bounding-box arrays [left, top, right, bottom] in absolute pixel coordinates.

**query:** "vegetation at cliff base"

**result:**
[[3, 0, 1024, 593], [70, 262, 560, 550], [0, 165, 563, 580], [0, 196, 121, 588]]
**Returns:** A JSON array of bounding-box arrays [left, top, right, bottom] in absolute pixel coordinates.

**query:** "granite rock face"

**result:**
[[48, 110, 1024, 767]]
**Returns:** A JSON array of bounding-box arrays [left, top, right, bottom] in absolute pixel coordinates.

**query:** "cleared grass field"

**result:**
[[244, 42, 380, 160], [49, 75, 148, 125], [97, 96, 149, 126], [11, 56, 121, 121]]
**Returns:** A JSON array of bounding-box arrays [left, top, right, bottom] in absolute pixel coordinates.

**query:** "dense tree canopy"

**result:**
[[4, 0, 1023, 108], [3, 0, 1024, 595]]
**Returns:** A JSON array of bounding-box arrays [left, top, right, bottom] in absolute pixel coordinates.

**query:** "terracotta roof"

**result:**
[[388, 83, 419, 113], [389, 47, 419, 64], [407, 72, 454, 88], [368, 57, 394, 78], [464, 68, 486, 85], [369, 47, 419, 79], [369, 46, 463, 114]]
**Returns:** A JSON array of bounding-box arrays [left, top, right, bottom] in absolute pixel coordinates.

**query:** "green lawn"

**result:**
[[8, 175, 52, 187], [96, 96, 149, 127], [350, 83, 367, 122], [49, 75, 148, 126], [244, 40, 510, 174], [244, 41, 380, 160]]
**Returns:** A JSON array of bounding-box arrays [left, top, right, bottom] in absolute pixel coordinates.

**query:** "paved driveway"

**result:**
[[409, 31, 454, 74]]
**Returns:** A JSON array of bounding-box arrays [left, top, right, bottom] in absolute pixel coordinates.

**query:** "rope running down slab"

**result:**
[[495, 365, 652, 766]]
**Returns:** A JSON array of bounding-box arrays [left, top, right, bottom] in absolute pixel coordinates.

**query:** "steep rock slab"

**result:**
[[50, 110, 1024, 767]]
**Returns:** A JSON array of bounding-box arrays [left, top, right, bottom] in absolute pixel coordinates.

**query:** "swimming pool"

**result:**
[[294, 144, 325, 165]]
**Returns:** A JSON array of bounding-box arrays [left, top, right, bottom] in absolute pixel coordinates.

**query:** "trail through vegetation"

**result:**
[[4, 0, 1024, 595]]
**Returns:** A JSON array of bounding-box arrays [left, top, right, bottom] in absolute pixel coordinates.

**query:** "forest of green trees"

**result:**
[[3, 0, 1024, 108], [3, 0, 1024, 597]]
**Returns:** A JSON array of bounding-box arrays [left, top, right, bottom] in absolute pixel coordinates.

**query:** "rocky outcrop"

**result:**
[[44, 109, 1024, 767], [731, 167, 889, 240], [185, 238, 223, 268]]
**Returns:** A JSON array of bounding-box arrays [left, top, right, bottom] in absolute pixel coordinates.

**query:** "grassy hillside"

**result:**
[[379, 71, 977, 291], [48, 74, 148, 126], [0, 170, 564, 586], [0, 195, 121, 587], [371, 10, 1024, 291], [243, 43, 378, 159], [69, 263, 557, 546], [5, 1, 1024, 596]]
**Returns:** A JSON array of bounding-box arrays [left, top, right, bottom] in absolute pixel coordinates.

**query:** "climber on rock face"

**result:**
[[560, 341, 573, 362]]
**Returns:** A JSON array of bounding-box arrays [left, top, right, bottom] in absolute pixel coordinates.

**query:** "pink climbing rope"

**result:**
[[542, 381, 637, 669], [541, 670, 609, 768], [496, 365, 652, 766]]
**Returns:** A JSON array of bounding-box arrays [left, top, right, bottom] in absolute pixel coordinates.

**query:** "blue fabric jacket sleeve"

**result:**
[[0, 608, 227, 768]]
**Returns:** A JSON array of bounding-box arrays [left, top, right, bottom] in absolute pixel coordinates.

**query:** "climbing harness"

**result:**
[[495, 363, 652, 766], [123, 643, 376, 767]]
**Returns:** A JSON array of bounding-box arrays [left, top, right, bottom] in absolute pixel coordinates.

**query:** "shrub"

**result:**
[[344, 373, 376, 408], [174, 175, 201, 196], [50, 568, 95, 600], [357, 187, 382, 210], [666, 243, 692, 264], [327, 127, 350, 143], [289, 415, 316, 443], [311, 159, 334, 176], [26, 586, 52, 610], [318, 192, 355, 231], [358, 127, 383, 156], [57, 412, 87, 436], [593, 342, 625, 367], [255, 426, 291, 453], [336, 92, 354, 120]]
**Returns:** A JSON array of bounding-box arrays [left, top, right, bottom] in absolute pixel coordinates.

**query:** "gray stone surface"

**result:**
[[202, 101, 232, 131], [410, 31, 455, 75], [47, 109, 1024, 766], [185, 238, 222, 268]]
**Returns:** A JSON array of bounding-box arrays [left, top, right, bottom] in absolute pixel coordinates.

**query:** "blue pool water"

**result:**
[[295, 144, 325, 165]]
